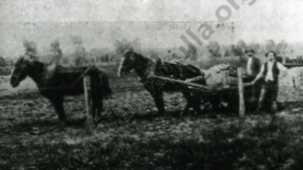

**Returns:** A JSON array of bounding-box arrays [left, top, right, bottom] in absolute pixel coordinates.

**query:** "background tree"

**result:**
[[276, 40, 288, 56], [71, 36, 88, 66], [231, 44, 242, 57], [265, 39, 276, 52], [235, 40, 247, 57], [247, 43, 261, 54], [0, 56, 6, 67], [223, 45, 232, 57], [114, 39, 134, 55]]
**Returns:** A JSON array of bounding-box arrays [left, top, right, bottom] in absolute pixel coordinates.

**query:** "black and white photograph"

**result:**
[[1, 0, 303, 169]]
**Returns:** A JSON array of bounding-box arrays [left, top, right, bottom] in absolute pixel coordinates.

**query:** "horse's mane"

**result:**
[[126, 51, 151, 62]]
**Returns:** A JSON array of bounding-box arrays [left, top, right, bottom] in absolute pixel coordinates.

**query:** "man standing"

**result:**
[[252, 51, 288, 113], [245, 49, 261, 105]]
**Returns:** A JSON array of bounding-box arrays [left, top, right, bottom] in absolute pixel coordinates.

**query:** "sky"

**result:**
[[1, 0, 303, 57]]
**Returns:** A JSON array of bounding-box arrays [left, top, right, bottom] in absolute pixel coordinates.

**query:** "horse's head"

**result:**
[[10, 56, 33, 87], [118, 51, 137, 77]]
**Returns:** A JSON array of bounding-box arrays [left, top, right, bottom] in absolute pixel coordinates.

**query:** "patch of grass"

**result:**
[[1, 117, 300, 170]]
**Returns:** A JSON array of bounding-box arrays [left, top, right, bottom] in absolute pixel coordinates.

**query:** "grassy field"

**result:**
[[1, 73, 303, 170]]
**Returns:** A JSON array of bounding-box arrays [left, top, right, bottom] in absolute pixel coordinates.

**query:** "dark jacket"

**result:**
[[247, 57, 261, 78], [262, 61, 280, 83]]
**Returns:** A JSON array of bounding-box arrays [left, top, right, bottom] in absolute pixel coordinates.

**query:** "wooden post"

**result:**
[[83, 75, 94, 131], [237, 67, 245, 117]]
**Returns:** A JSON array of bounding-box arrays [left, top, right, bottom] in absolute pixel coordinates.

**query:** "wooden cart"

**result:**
[[149, 68, 254, 117]]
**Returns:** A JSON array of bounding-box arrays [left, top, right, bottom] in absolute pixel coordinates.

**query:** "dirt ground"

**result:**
[[1, 77, 303, 170]]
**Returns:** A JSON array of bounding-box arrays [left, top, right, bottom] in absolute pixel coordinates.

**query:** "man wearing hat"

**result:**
[[251, 51, 288, 113]]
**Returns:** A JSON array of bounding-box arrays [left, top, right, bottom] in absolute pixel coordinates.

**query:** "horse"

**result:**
[[118, 51, 205, 115], [10, 56, 112, 124]]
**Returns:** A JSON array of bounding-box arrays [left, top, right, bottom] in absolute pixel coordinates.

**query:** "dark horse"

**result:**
[[10, 56, 112, 124], [118, 51, 205, 115]]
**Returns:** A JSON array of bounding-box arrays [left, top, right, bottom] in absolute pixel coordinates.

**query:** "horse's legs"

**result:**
[[209, 96, 221, 113], [97, 100, 103, 115], [150, 91, 165, 114], [182, 103, 190, 116], [91, 98, 97, 122], [182, 92, 202, 116], [49, 96, 67, 123], [94, 98, 103, 123], [191, 95, 202, 115], [182, 93, 190, 116], [91, 93, 97, 120]]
